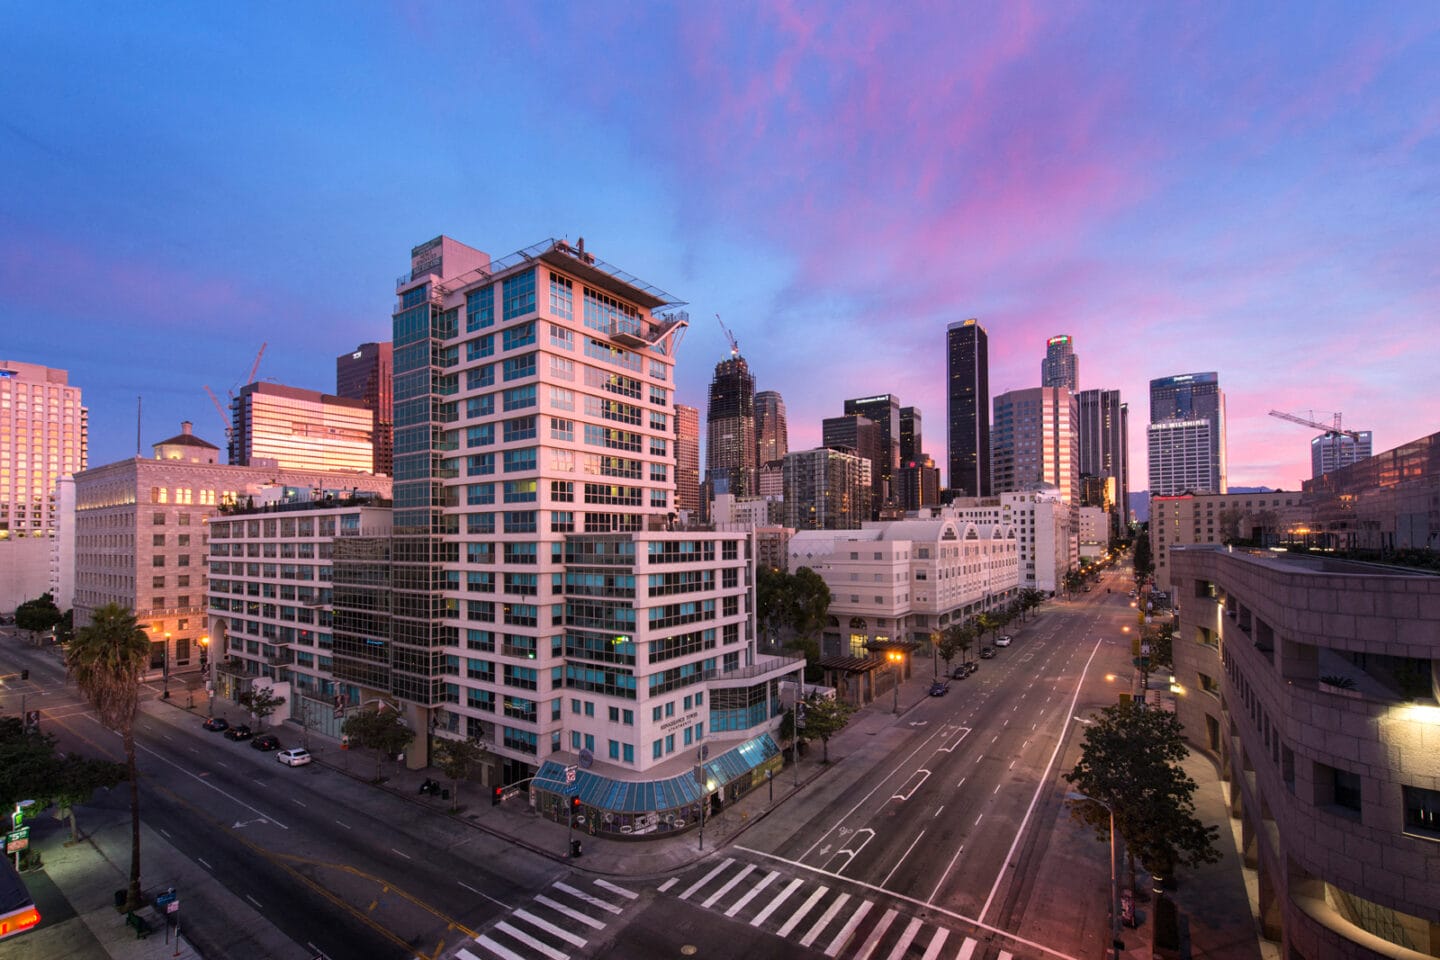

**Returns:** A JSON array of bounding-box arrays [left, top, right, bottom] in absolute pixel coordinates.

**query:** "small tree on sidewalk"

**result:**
[[433, 736, 489, 811], [801, 696, 855, 764], [238, 686, 286, 731], [342, 707, 415, 782]]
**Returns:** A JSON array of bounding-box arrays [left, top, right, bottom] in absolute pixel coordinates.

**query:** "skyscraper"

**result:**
[[822, 413, 883, 517], [229, 382, 375, 473], [782, 447, 869, 530], [706, 356, 757, 497], [844, 395, 900, 507], [899, 406, 922, 465], [1041, 334, 1078, 391], [1148, 372, 1226, 496], [991, 387, 1079, 502], [947, 320, 990, 496], [673, 403, 701, 515], [336, 342, 394, 476], [0, 361, 87, 611], [1076, 388, 1129, 537], [1311, 430, 1373, 478], [755, 390, 788, 466]]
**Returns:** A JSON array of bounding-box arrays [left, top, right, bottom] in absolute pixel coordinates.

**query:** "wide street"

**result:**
[[2, 571, 1148, 960]]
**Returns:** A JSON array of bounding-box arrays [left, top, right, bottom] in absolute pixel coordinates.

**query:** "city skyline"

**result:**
[[4, 5, 1437, 491]]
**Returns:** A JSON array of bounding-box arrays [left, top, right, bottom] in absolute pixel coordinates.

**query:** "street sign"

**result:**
[[564, 764, 577, 785], [4, 827, 28, 854]]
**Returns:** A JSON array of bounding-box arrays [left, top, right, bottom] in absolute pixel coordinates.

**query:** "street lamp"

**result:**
[[1068, 791, 1123, 958], [161, 631, 172, 699], [887, 650, 904, 714]]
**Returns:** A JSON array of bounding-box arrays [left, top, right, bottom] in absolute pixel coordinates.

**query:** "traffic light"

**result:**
[[492, 786, 503, 806], [570, 795, 581, 811]]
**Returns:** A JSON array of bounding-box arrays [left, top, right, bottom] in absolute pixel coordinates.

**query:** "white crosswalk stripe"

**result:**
[[460, 874, 640, 960], [663, 857, 1021, 960]]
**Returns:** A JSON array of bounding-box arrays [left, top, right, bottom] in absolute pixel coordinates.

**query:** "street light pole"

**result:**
[[888, 650, 903, 714], [161, 631, 171, 700], [1069, 792, 1122, 958]]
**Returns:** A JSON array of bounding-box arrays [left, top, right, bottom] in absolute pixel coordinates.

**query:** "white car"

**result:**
[[995, 635, 1013, 647], [276, 748, 312, 767]]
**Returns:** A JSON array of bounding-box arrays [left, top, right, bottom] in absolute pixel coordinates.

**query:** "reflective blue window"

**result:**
[[466, 286, 494, 331], [502, 353, 536, 381], [502, 268, 537, 321]]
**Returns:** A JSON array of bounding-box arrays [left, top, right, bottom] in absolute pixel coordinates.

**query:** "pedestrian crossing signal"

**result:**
[[492, 786, 503, 806]]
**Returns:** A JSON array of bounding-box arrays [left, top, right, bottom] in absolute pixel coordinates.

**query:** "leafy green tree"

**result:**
[[0, 716, 126, 842], [16, 592, 62, 641], [756, 565, 790, 644], [939, 622, 973, 671], [1020, 588, 1047, 619], [433, 736, 489, 811], [1148, 622, 1175, 670], [789, 567, 831, 645], [975, 611, 1001, 646], [343, 707, 416, 781], [1064, 700, 1219, 888], [66, 603, 150, 909], [1132, 527, 1154, 585], [800, 696, 855, 764], [238, 686, 286, 730]]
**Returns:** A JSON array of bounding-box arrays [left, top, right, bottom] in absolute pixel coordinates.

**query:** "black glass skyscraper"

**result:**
[[947, 319, 990, 496], [706, 356, 756, 497]]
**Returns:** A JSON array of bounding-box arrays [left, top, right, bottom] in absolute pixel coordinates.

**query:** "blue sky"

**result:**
[[3, 2, 1437, 491]]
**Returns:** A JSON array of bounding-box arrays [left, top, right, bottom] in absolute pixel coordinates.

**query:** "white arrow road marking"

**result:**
[[891, 769, 931, 801], [825, 828, 874, 873]]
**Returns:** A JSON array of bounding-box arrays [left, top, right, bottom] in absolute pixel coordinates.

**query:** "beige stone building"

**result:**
[[1171, 544, 1440, 959], [1150, 491, 1310, 592]]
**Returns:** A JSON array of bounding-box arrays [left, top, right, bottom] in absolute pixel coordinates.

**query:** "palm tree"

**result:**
[[67, 603, 150, 910]]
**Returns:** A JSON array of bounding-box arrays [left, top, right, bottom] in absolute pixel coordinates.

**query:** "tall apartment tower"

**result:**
[[1311, 430, 1373, 478], [0, 360, 87, 611], [899, 406, 922, 464], [991, 387, 1079, 502], [706, 356, 757, 497], [822, 413, 882, 517], [782, 447, 869, 530], [229, 382, 375, 473], [388, 235, 798, 800], [1148, 372, 1226, 496], [755, 390, 788, 467], [947, 320, 990, 496], [844, 394, 900, 507], [673, 403, 701, 515], [336, 342, 394, 476], [1076, 388, 1129, 536], [1040, 334, 1078, 391]]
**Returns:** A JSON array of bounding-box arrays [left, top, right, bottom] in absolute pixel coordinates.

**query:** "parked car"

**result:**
[[224, 724, 253, 742], [951, 664, 968, 679], [995, 635, 1013, 647], [201, 717, 229, 732], [251, 734, 280, 751], [276, 748, 312, 767], [979, 647, 995, 659], [928, 680, 950, 696]]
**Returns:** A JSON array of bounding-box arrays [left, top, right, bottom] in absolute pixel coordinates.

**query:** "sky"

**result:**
[[3, 2, 1437, 494]]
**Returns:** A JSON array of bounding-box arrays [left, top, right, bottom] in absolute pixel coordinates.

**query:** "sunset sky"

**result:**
[[4, 3, 1437, 492]]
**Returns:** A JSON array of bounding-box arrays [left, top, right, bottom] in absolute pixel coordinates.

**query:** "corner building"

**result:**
[[390, 237, 800, 834]]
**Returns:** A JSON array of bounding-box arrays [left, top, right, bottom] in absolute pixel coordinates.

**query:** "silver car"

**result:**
[[276, 748, 312, 767]]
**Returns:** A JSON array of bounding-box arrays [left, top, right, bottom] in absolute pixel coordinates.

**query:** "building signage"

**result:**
[[411, 237, 443, 277], [660, 710, 700, 733]]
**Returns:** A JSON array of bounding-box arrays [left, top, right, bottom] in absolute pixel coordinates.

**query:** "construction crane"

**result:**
[[715, 314, 739, 358], [202, 385, 232, 442], [246, 342, 267, 387], [1267, 409, 1362, 441]]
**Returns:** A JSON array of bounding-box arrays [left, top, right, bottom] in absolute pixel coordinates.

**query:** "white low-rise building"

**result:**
[[942, 489, 1074, 593]]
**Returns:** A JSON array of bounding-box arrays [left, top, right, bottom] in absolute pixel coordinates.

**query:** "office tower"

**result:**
[[388, 235, 799, 803], [947, 319, 990, 496], [706, 356, 756, 497], [991, 387, 1079, 503], [822, 413, 882, 517], [899, 406, 922, 465], [1311, 431, 1373, 478], [1076, 388, 1129, 538], [336, 342, 394, 476], [844, 395, 900, 508], [896, 456, 941, 512], [673, 403, 701, 515], [755, 390, 788, 466], [0, 360, 87, 611], [229, 382, 375, 473], [1148, 372, 1226, 495], [1041, 334, 1078, 391], [782, 447, 869, 530]]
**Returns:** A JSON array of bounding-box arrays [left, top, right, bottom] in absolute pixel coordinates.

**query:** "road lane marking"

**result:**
[[750, 877, 802, 926], [975, 814, 984, 825], [493, 921, 567, 960], [390, 848, 411, 860], [553, 881, 623, 914], [160, 828, 171, 838], [956, 776, 966, 788], [937, 727, 972, 753], [701, 863, 755, 908], [724, 869, 778, 917], [657, 877, 678, 892], [472, 936, 524, 960], [335, 819, 351, 830], [928, 843, 965, 901], [594, 878, 638, 899], [129, 733, 289, 830], [799, 892, 851, 948], [826, 827, 874, 873], [535, 894, 605, 928], [197, 858, 212, 870], [513, 909, 587, 948], [933, 805, 944, 818], [919, 927, 950, 960], [291, 798, 306, 807], [776, 885, 829, 937], [679, 858, 734, 900], [246, 894, 263, 908], [459, 881, 509, 909], [891, 769, 931, 801], [881, 831, 925, 888], [821, 897, 871, 955], [881, 915, 923, 960]]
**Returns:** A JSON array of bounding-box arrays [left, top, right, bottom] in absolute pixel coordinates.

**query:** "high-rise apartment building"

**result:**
[[388, 235, 799, 827], [1311, 430, 1373, 478], [1040, 334, 1078, 391], [1148, 372, 1226, 496], [782, 447, 869, 530], [947, 320, 990, 497], [673, 403, 701, 516], [336, 342, 394, 476], [229, 382, 375, 474], [822, 413, 882, 517], [991, 387, 1079, 503], [0, 360, 87, 611], [706, 356, 757, 497], [755, 390, 788, 467], [844, 394, 900, 507], [1076, 388, 1129, 537], [899, 406, 922, 465]]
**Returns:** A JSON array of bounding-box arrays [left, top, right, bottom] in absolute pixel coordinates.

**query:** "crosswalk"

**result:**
[[662, 857, 1026, 960], [455, 875, 640, 960]]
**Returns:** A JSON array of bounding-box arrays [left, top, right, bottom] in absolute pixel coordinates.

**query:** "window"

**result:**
[[466, 335, 494, 361], [503, 479, 537, 502], [153, 534, 166, 547], [1403, 785, 1440, 839], [549, 355, 575, 380], [466, 393, 495, 418], [152, 576, 165, 588], [502, 353, 536, 381], [549, 386, 575, 411], [466, 286, 494, 330], [549, 323, 574, 350], [467, 483, 495, 505], [502, 321, 536, 351], [503, 416, 537, 443], [467, 366, 495, 390], [503, 385, 537, 410], [551, 418, 574, 442], [551, 511, 574, 533], [502, 448, 536, 473], [502, 268, 536, 320]]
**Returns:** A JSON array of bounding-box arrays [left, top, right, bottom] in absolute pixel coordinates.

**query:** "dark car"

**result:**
[[251, 734, 280, 751], [951, 665, 968, 679], [202, 717, 229, 732], [928, 680, 950, 696], [224, 724, 253, 742], [979, 647, 996, 659]]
